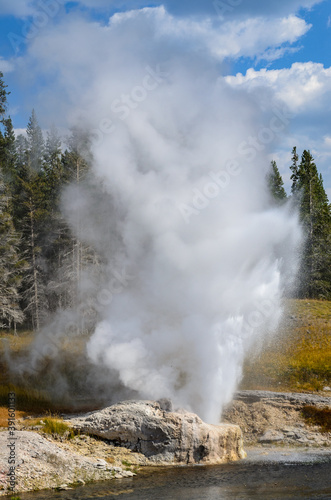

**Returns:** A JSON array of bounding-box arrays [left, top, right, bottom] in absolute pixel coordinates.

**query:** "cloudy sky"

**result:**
[[0, 0, 330, 196]]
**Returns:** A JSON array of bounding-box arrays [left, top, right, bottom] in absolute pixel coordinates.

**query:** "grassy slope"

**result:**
[[0, 299, 330, 418], [0, 331, 90, 414], [241, 299, 331, 392]]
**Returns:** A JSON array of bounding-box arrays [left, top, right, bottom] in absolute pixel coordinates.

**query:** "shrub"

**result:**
[[302, 406, 331, 432]]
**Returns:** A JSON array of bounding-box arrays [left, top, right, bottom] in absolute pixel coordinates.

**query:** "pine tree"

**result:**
[[11, 112, 48, 330], [2, 117, 17, 183], [42, 125, 70, 312], [0, 73, 24, 331], [0, 71, 9, 117], [57, 128, 99, 331], [268, 160, 287, 204], [290, 146, 299, 194], [292, 150, 331, 299], [0, 72, 11, 174], [26, 109, 44, 172], [16, 134, 28, 166], [0, 169, 25, 330]]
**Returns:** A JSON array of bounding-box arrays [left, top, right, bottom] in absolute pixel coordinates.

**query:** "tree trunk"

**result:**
[[30, 201, 40, 331]]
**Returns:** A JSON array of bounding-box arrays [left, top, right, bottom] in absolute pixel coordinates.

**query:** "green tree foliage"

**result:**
[[26, 109, 44, 172], [11, 112, 48, 330], [0, 73, 24, 329], [268, 160, 287, 204], [0, 169, 25, 329], [56, 127, 99, 331], [290, 146, 299, 194], [0, 71, 9, 117], [0, 76, 100, 333], [291, 149, 331, 299], [1, 66, 330, 336]]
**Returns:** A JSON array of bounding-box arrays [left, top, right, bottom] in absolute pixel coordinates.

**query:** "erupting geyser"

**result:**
[[31, 7, 302, 423]]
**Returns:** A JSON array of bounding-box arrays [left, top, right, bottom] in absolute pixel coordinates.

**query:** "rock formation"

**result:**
[[223, 390, 331, 446], [0, 430, 135, 496], [68, 399, 246, 464]]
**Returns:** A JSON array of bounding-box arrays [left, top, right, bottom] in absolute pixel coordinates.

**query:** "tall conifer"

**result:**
[[291, 149, 331, 298]]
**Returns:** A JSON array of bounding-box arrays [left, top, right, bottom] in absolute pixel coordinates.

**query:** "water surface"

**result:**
[[10, 448, 331, 500]]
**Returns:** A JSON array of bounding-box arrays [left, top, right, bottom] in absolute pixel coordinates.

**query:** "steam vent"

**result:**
[[68, 400, 246, 464]]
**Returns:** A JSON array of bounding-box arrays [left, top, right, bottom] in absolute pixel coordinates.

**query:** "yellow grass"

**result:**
[[0, 300, 330, 417], [0, 406, 27, 427], [301, 406, 331, 432], [241, 299, 331, 392], [0, 385, 55, 413]]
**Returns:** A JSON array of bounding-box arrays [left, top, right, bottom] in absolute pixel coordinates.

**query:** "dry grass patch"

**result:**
[[23, 416, 77, 438], [0, 385, 54, 413], [241, 299, 331, 392], [0, 406, 27, 427], [302, 406, 331, 432], [42, 418, 76, 438]]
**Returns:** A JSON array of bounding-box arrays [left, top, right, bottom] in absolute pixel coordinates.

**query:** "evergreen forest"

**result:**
[[1, 72, 331, 332]]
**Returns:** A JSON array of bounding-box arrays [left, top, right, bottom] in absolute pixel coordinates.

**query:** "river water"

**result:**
[[8, 448, 331, 500]]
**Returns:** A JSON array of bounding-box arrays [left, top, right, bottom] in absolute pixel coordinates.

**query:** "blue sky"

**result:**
[[0, 0, 330, 196]]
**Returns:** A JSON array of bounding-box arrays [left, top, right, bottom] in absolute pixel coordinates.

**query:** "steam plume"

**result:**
[[24, 7, 302, 422]]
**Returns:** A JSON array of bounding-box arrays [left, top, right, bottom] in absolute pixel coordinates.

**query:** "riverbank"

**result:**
[[0, 390, 330, 497], [0, 428, 147, 497], [3, 446, 331, 500], [224, 390, 331, 446]]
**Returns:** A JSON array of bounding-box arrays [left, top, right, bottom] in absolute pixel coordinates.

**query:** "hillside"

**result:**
[[241, 299, 331, 393]]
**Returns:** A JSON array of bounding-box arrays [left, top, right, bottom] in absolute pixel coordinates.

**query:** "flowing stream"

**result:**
[[9, 448, 331, 500]]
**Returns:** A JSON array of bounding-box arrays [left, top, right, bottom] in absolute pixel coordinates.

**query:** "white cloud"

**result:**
[[76, 0, 322, 20], [207, 15, 310, 61], [0, 57, 14, 73], [7, 5, 331, 195], [0, 0, 34, 17], [225, 62, 331, 193], [15, 6, 312, 129], [14, 127, 27, 137], [26, 8, 311, 68], [225, 62, 331, 112], [0, 0, 323, 25]]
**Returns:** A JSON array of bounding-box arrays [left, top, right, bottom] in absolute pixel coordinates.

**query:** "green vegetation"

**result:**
[[301, 406, 331, 432], [0, 71, 95, 333], [269, 149, 331, 300], [0, 300, 328, 419], [0, 69, 329, 333], [24, 416, 76, 438], [0, 385, 53, 413], [241, 299, 331, 392], [0, 73, 330, 411], [42, 418, 75, 438], [267, 160, 287, 204], [290, 147, 331, 299], [121, 459, 138, 473]]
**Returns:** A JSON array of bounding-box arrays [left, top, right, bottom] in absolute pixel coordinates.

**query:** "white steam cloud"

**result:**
[[26, 6, 302, 422]]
